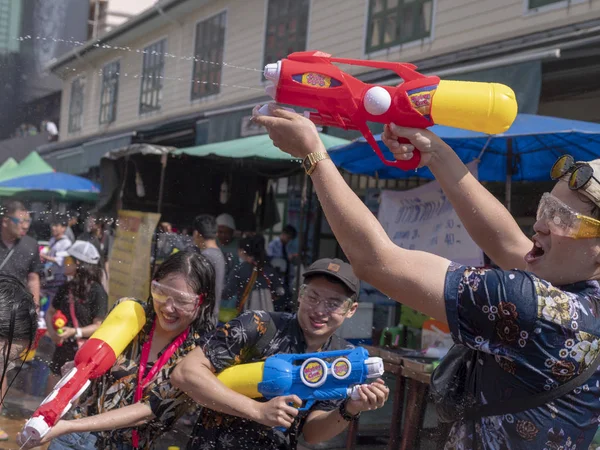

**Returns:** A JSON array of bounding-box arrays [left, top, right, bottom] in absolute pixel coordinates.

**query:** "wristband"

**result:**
[[339, 400, 361, 422], [75, 328, 83, 339]]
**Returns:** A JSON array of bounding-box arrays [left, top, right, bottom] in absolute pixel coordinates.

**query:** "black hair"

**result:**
[[1, 200, 27, 218], [0, 274, 37, 404], [239, 234, 268, 268], [68, 258, 103, 302], [51, 213, 68, 227], [192, 214, 217, 240], [304, 274, 357, 301], [282, 224, 297, 239], [149, 250, 216, 333]]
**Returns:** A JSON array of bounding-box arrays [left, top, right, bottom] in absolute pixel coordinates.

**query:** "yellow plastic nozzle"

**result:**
[[431, 80, 518, 134], [217, 361, 265, 398], [91, 300, 146, 356]]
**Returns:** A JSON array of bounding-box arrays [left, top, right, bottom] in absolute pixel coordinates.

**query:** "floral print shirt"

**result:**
[[187, 310, 352, 450], [444, 263, 600, 450], [71, 298, 200, 450]]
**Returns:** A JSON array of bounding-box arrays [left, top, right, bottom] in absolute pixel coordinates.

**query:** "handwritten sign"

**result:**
[[377, 162, 484, 267], [108, 210, 161, 308]]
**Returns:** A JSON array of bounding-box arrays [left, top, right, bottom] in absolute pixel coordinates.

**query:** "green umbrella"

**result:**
[[0, 158, 18, 180], [0, 152, 54, 182]]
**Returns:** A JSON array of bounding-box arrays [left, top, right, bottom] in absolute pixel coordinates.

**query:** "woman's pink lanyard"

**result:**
[[131, 320, 189, 448]]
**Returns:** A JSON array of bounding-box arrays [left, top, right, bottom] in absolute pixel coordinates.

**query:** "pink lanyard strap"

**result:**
[[132, 320, 189, 448]]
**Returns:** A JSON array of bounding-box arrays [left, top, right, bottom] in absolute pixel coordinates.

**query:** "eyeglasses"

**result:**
[[536, 193, 600, 239], [7, 217, 31, 226], [150, 280, 203, 313], [299, 284, 354, 315], [551, 155, 600, 191]]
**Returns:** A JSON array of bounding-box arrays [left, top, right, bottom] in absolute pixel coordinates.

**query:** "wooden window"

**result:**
[[191, 12, 226, 100], [263, 0, 309, 71], [99, 60, 119, 124], [139, 39, 166, 115], [366, 0, 434, 53], [68, 77, 85, 133]]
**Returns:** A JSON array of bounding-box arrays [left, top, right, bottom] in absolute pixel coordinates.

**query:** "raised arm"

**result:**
[[254, 107, 450, 322], [382, 124, 532, 270]]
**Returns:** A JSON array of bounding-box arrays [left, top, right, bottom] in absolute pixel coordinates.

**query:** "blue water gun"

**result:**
[[217, 347, 385, 420]]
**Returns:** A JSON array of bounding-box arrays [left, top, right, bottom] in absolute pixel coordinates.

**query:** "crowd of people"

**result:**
[[0, 103, 596, 450]]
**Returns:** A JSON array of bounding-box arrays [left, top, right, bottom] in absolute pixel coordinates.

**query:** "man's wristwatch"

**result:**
[[339, 400, 361, 422], [303, 151, 330, 175]]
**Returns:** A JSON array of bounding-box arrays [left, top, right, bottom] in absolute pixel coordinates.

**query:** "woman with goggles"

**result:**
[[252, 105, 600, 450], [21, 250, 216, 450]]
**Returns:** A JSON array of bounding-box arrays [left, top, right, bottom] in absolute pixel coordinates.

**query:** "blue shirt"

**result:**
[[444, 263, 600, 449]]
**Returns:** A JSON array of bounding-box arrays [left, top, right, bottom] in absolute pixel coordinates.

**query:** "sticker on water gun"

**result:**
[[407, 85, 437, 120], [331, 357, 352, 380], [300, 357, 328, 388], [293, 73, 342, 88]]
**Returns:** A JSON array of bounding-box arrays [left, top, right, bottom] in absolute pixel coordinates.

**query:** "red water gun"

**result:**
[[53, 311, 68, 345], [21, 300, 146, 442], [262, 51, 517, 171]]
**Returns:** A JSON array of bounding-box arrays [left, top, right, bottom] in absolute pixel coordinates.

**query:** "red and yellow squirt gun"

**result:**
[[263, 51, 518, 171], [21, 300, 146, 441]]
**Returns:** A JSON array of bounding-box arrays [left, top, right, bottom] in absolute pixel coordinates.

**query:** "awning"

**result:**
[[43, 133, 134, 175], [175, 132, 349, 161]]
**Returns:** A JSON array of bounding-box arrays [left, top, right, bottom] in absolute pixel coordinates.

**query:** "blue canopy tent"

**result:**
[[328, 114, 600, 210], [0, 172, 100, 202]]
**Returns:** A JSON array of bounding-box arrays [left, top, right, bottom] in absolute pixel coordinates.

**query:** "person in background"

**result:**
[[216, 213, 240, 277], [267, 224, 298, 312], [172, 258, 388, 450], [191, 214, 225, 324], [0, 274, 38, 441], [223, 234, 284, 313], [45, 241, 107, 394], [0, 201, 42, 309], [65, 211, 79, 243], [42, 120, 59, 142], [40, 214, 72, 305]]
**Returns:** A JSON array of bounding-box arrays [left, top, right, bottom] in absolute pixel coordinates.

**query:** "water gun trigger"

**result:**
[[359, 125, 421, 171]]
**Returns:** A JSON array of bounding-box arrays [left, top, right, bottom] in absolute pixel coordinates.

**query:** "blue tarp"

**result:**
[[0, 172, 100, 201], [328, 114, 600, 182]]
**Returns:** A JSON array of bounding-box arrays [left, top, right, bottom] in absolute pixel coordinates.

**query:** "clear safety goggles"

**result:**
[[536, 193, 600, 239], [150, 280, 203, 312], [299, 284, 354, 315]]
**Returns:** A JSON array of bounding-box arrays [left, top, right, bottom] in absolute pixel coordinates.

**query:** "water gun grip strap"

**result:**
[[358, 125, 421, 171]]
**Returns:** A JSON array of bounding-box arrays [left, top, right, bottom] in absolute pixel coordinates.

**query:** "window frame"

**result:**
[[190, 10, 227, 101], [99, 59, 120, 125], [139, 37, 167, 116], [68, 76, 86, 134], [261, 0, 311, 82], [525, 0, 584, 13], [365, 0, 435, 54]]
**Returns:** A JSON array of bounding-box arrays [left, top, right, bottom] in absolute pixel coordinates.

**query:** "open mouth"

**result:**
[[161, 312, 179, 324], [524, 240, 545, 264], [309, 316, 327, 329]]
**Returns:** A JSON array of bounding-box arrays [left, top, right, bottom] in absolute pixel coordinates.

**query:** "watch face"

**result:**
[[303, 158, 312, 171]]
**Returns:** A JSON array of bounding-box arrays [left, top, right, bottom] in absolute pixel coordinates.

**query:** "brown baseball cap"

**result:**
[[302, 258, 360, 298]]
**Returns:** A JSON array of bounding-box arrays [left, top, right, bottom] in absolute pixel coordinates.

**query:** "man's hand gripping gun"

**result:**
[[261, 50, 518, 170], [218, 347, 384, 428], [21, 300, 147, 441]]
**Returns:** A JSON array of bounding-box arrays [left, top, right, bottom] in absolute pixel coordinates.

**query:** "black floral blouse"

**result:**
[[71, 298, 200, 450]]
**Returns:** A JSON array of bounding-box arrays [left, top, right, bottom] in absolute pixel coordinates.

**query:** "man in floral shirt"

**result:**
[[252, 104, 600, 449], [172, 258, 389, 450]]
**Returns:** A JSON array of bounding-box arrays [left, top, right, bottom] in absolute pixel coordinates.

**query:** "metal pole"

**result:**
[[505, 138, 513, 213], [157, 153, 168, 215], [295, 173, 308, 297]]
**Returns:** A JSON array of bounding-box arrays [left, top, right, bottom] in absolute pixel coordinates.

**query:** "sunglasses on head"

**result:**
[[551, 155, 600, 191]]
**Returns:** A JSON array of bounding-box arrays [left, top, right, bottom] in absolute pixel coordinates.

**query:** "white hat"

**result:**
[[66, 240, 101, 265], [216, 213, 236, 230]]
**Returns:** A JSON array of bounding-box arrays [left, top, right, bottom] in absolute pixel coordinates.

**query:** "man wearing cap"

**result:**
[[253, 106, 600, 449], [172, 258, 389, 450], [216, 213, 240, 277], [41, 213, 73, 305]]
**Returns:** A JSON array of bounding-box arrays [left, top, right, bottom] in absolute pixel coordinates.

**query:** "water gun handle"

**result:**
[[359, 125, 421, 171], [274, 400, 314, 433]]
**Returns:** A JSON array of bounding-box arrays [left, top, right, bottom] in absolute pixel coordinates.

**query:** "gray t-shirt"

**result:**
[[201, 247, 226, 323]]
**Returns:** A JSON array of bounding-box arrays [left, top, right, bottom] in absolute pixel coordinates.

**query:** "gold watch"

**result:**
[[303, 152, 330, 175]]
